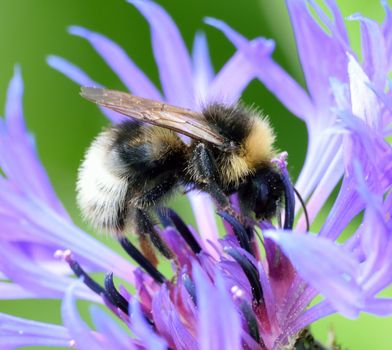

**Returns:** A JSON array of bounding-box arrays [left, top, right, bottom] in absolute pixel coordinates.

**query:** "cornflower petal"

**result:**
[[0, 283, 37, 299], [0, 242, 99, 301], [47, 55, 126, 123], [0, 67, 68, 218], [151, 284, 197, 350], [206, 18, 314, 119], [348, 14, 387, 90], [286, 0, 348, 111], [91, 305, 136, 350], [192, 31, 214, 102], [264, 230, 363, 318], [308, 0, 350, 49], [62, 281, 107, 350], [194, 263, 242, 350], [188, 192, 220, 256], [68, 26, 162, 100], [0, 312, 72, 349], [348, 54, 382, 129], [127, 0, 194, 107], [130, 297, 168, 350], [363, 298, 392, 316], [0, 184, 137, 283], [382, 0, 392, 69]]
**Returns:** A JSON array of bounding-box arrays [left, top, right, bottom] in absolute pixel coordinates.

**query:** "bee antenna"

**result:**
[[293, 187, 310, 232]]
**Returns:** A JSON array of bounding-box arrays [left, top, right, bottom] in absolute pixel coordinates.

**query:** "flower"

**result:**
[[0, 1, 391, 350]]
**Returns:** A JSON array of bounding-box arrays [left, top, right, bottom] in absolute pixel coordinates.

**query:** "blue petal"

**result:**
[[0, 67, 69, 218], [68, 26, 162, 101], [151, 285, 197, 350], [128, 0, 194, 107], [348, 14, 387, 90], [286, 0, 348, 111], [47, 55, 126, 123], [264, 230, 363, 318], [382, 0, 392, 70], [0, 312, 72, 348], [364, 298, 392, 316], [130, 298, 167, 350], [0, 282, 37, 299], [0, 182, 137, 284], [206, 17, 314, 120], [348, 53, 382, 130], [62, 282, 107, 350], [192, 31, 214, 102], [90, 305, 136, 350], [194, 263, 242, 350], [0, 242, 99, 301]]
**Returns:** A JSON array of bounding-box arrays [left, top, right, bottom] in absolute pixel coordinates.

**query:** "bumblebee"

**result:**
[[77, 88, 295, 262]]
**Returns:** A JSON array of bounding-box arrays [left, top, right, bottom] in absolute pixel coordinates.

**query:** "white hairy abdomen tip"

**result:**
[[77, 131, 128, 232]]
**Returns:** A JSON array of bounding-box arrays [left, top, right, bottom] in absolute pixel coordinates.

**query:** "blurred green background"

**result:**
[[0, 0, 391, 349]]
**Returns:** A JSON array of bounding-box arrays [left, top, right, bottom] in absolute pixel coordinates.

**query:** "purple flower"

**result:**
[[1, 0, 391, 349]]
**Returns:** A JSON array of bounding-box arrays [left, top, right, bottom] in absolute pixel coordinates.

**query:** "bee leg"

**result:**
[[133, 179, 179, 262], [134, 208, 175, 262], [192, 143, 231, 209]]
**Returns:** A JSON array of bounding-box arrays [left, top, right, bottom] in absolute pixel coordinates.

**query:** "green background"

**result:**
[[0, 0, 390, 349]]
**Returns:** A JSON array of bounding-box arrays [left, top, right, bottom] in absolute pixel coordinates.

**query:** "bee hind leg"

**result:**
[[132, 178, 179, 264]]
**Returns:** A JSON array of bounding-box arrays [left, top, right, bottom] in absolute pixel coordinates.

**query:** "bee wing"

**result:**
[[81, 87, 227, 147]]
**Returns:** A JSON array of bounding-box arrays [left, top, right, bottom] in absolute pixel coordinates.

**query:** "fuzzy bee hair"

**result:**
[[78, 87, 290, 261]]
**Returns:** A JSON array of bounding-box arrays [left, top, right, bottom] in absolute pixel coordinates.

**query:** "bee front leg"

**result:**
[[192, 143, 231, 210]]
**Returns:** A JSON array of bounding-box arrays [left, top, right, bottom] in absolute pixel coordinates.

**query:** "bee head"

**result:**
[[238, 166, 295, 229]]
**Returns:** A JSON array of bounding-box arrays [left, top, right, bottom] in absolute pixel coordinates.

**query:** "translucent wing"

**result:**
[[81, 87, 227, 147]]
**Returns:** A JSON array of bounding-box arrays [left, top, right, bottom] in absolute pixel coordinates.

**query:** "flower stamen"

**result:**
[[219, 211, 253, 254], [104, 272, 129, 315], [182, 273, 197, 305], [225, 247, 264, 304], [118, 237, 166, 284], [160, 208, 202, 254], [239, 300, 263, 345]]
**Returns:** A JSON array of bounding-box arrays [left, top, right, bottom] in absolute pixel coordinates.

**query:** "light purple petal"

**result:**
[[47, 55, 126, 123], [90, 305, 135, 350], [382, 0, 392, 70], [307, 0, 350, 51], [0, 67, 69, 218], [188, 192, 220, 257], [69, 26, 162, 101], [0, 242, 99, 301], [348, 14, 387, 90], [206, 17, 314, 120], [151, 285, 197, 350], [130, 298, 167, 350], [0, 183, 136, 284], [47, 55, 98, 86], [128, 0, 194, 107], [296, 147, 343, 229], [192, 31, 214, 103], [207, 49, 258, 105], [348, 54, 381, 130], [0, 312, 72, 349], [265, 230, 363, 318], [159, 226, 195, 268], [286, 0, 348, 111], [290, 300, 335, 334], [194, 263, 242, 350], [363, 298, 392, 316], [62, 282, 108, 350], [0, 282, 37, 299]]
